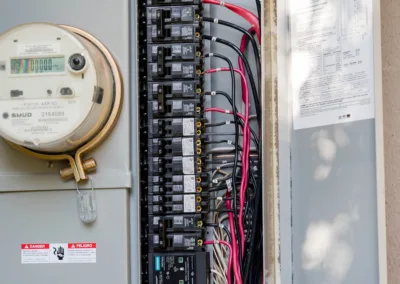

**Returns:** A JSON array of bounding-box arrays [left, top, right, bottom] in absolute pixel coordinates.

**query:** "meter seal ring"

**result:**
[[4, 24, 123, 182]]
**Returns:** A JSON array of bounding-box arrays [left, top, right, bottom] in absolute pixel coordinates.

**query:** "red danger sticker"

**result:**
[[21, 244, 50, 250], [68, 243, 96, 249]]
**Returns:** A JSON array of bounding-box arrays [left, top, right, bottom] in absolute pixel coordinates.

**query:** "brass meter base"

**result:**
[[6, 25, 123, 183]]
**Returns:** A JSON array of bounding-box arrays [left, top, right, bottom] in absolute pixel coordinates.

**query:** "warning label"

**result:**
[[21, 243, 96, 264], [68, 243, 97, 263], [21, 244, 50, 264]]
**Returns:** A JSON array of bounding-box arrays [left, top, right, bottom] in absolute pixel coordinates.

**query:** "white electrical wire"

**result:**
[[211, 269, 227, 284], [210, 172, 230, 284]]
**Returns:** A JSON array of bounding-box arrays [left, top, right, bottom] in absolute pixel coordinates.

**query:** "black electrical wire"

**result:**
[[208, 209, 235, 213], [204, 91, 260, 149], [204, 223, 233, 245], [203, 53, 244, 273], [203, 35, 261, 125], [231, 28, 264, 281], [205, 148, 259, 156], [244, 170, 263, 283], [202, 17, 261, 91], [204, 164, 243, 172], [241, 28, 262, 107], [205, 121, 235, 128], [205, 160, 235, 165], [255, 0, 261, 28], [204, 37, 264, 282], [206, 37, 263, 281], [204, 140, 238, 145]]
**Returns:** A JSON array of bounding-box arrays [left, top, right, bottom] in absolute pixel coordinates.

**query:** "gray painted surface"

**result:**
[[291, 121, 379, 284], [0, 189, 129, 284], [0, 1, 132, 283], [278, 1, 381, 283], [0, 0, 131, 191]]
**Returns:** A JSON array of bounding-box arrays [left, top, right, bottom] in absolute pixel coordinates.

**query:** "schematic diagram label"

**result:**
[[21, 242, 96, 264]]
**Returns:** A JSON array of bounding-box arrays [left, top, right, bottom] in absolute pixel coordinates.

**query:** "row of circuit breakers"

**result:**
[[139, 1, 209, 283]]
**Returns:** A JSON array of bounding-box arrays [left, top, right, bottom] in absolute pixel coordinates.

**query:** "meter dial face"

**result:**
[[0, 23, 108, 152]]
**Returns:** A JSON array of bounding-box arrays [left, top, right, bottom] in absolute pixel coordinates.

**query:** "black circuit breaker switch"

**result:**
[[148, 252, 209, 284], [148, 62, 200, 80], [157, 85, 165, 113], [149, 44, 198, 62], [149, 156, 195, 175], [149, 118, 196, 138], [150, 215, 203, 232], [149, 174, 208, 194], [157, 47, 165, 77], [148, 6, 198, 24], [149, 82, 200, 99], [148, 24, 200, 43], [151, 232, 203, 250], [150, 137, 195, 157], [148, 99, 201, 118], [156, 9, 166, 39]]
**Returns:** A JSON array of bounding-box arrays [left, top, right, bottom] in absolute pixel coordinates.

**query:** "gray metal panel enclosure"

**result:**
[[0, 0, 133, 283]]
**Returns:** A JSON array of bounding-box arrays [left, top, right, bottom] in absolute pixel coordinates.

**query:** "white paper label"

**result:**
[[174, 216, 184, 225], [184, 175, 196, 193], [183, 118, 195, 136], [17, 43, 61, 56], [172, 63, 182, 72], [21, 243, 96, 264], [184, 194, 196, 213], [182, 137, 194, 156], [182, 157, 194, 174], [291, 0, 374, 129], [173, 100, 182, 110]]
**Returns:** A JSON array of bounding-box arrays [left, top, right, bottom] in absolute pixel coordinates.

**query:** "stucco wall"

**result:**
[[382, 1, 400, 283]]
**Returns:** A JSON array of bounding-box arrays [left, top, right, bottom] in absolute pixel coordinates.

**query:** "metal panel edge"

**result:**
[[277, 0, 293, 283], [129, 0, 141, 283], [373, 0, 388, 283], [262, 0, 280, 283]]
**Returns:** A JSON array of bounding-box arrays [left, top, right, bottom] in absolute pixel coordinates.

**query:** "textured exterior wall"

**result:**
[[382, 1, 400, 283]]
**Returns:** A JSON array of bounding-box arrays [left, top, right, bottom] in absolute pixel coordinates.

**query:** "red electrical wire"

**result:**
[[238, 27, 257, 101], [204, 240, 234, 284], [204, 66, 251, 280], [204, 69, 251, 258], [226, 198, 243, 284], [202, 0, 261, 42], [205, 108, 245, 121]]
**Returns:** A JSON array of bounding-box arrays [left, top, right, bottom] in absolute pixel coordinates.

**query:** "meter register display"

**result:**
[[10, 57, 65, 74]]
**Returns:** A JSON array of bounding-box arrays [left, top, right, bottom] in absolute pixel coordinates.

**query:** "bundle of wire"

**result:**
[[201, 1, 263, 283]]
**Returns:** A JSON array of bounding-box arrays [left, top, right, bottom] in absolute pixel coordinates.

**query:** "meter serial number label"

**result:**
[[25, 126, 51, 133], [41, 111, 65, 117]]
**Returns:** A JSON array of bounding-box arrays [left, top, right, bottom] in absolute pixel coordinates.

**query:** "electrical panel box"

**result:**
[[0, 0, 264, 283]]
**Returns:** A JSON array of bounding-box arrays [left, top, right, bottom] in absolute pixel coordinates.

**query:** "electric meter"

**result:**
[[0, 23, 116, 153]]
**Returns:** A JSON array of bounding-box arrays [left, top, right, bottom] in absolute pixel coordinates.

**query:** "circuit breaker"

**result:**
[[139, 1, 211, 283], [139, 0, 263, 283]]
